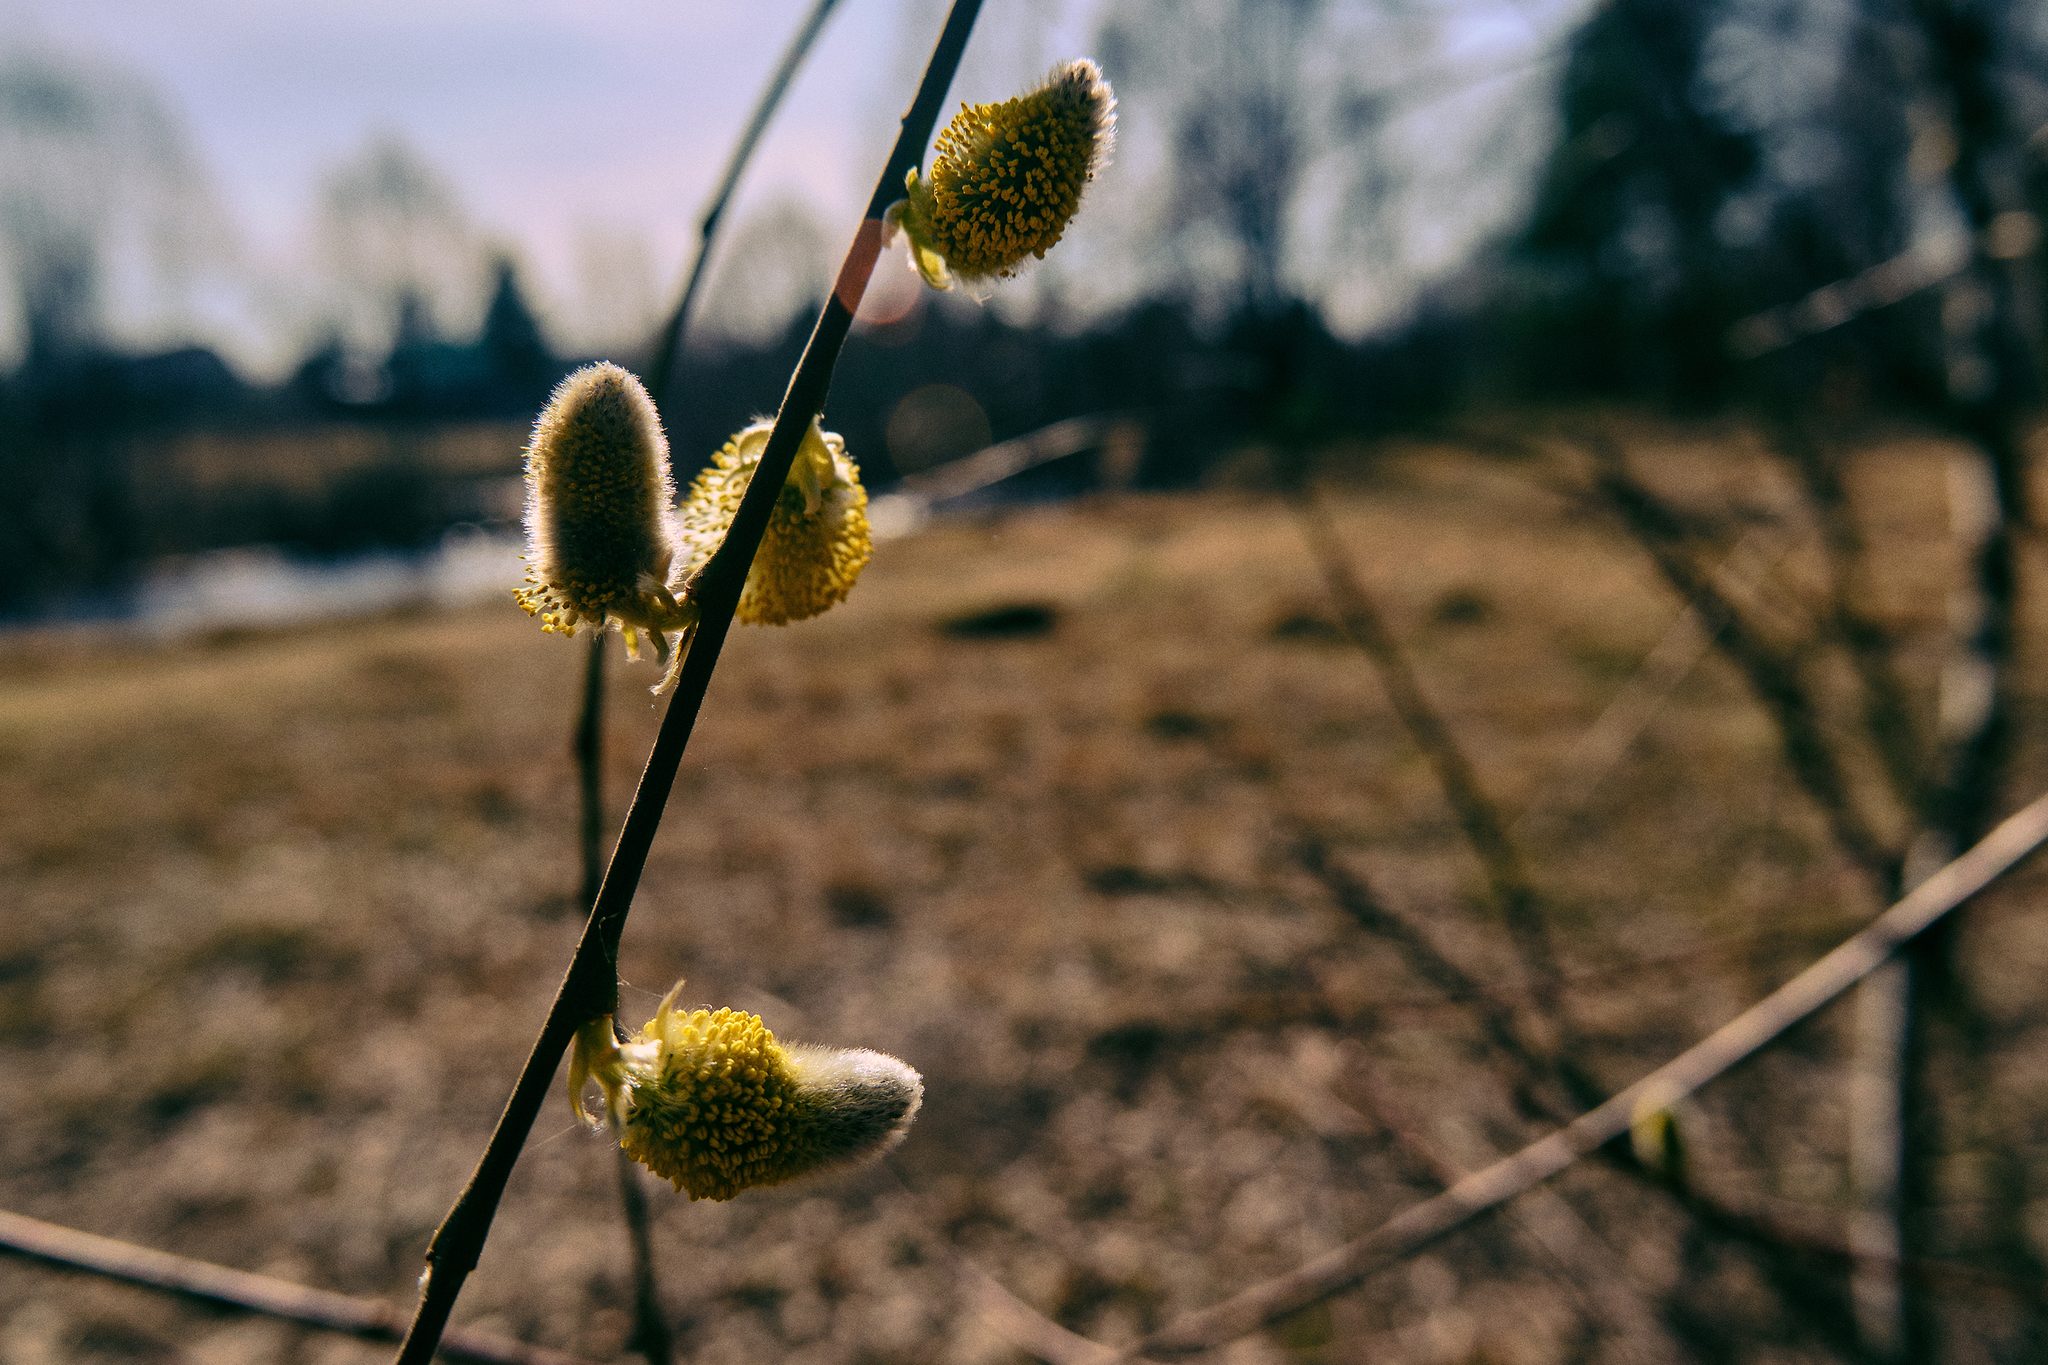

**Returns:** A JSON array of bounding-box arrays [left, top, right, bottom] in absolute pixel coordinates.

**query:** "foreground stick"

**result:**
[[392, 5, 985, 1359], [0, 1211, 594, 1365]]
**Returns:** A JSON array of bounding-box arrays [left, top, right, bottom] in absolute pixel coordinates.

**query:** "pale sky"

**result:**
[[0, 0, 1587, 377]]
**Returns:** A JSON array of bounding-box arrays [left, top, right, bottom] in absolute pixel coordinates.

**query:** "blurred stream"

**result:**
[[4, 527, 527, 639]]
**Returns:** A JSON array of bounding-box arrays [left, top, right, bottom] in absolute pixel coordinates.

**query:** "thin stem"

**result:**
[[1770, 418, 1931, 829], [575, 633, 606, 910], [1292, 832, 1573, 1122], [1344, 1059, 1671, 1364], [573, 642, 669, 1364], [613, 1142, 673, 1365], [392, 6, 984, 1359], [1586, 433, 1902, 884], [643, 0, 844, 418], [588, 8, 843, 1347]]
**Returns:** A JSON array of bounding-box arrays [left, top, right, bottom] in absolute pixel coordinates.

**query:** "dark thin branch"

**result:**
[[1298, 820, 1918, 1360], [613, 1143, 672, 1365], [1292, 833, 1580, 1122], [643, 0, 844, 418], [1897, 9, 2046, 1355], [391, 6, 984, 1360], [575, 634, 607, 912], [577, 631, 666, 1365], [582, 7, 847, 1349], [0, 1210, 595, 1365], [1342, 1058, 1670, 1364]]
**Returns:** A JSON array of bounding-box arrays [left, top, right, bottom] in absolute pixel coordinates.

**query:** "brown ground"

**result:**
[[6, 419, 2048, 1365]]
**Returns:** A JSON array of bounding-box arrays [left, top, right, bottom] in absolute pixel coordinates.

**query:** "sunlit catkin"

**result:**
[[513, 362, 695, 664], [569, 985, 923, 1202], [675, 418, 872, 627], [889, 58, 1115, 291]]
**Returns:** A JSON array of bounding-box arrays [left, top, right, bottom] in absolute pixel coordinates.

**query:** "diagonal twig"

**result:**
[[1767, 419, 1932, 828], [955, 1259, 1135, 1365], [1121, 787, 2048, 1359], [571, 6, 845, 1353], [642, 0, 845, 418], [1512, 528, 1790, 840], [0, 1209, 596, 1365], [574, 636, 608, 913], [1292, 832, 1577, 1122], [1342, 1058, 1668, 1365]]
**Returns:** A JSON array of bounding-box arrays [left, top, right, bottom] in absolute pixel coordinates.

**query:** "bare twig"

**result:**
[[1769, 419, 1932, 829], [612, 1143, 672, 1365], [0, 1209, 595, 1365], [1121, 788, 2048, 1359], [1895, 11, 2047, 1353], [643, 0, 845, 417], [578, 9, 850, 1353], [956, 1260, 1131, 1365], [1726, 244, 1963, 359], [568, 568, 668, 1365], [896, 412, 1143, 501], [1343, 1060, 1668, 1365], [1296, 822, 1941, 1358], [392, 6, 986, 1359], [1292, 833, 1577, 1121]]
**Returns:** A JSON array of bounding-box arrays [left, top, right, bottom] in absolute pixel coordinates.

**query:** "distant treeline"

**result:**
[[8, 0, 2047, 615], [0, 267, 1487, 616], [0, 239, 2021, 617]]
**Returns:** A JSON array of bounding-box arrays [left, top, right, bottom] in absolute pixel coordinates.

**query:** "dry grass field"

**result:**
[[6, 419, 2048, 1365]]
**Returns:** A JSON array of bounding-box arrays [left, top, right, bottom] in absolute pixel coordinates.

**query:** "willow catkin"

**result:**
[[569, 984, 923, 1202], [891, 59, 1116, 291], [513, 362, 694, 663]]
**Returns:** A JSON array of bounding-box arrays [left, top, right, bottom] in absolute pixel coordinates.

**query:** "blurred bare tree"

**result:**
[[1501, 4, 2048, 1362], [693, 197, 831, 353], [310, 134, 484, 359], [0, 47, 232, 372], [1095, 0, 1446, 320], [1515, 0, 1763, 397]]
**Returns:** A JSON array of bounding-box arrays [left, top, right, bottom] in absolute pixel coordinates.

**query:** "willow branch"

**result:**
[[584, 7, 849, 1348], [392, 6, 984, 1359], [574, 635, 607, 910]]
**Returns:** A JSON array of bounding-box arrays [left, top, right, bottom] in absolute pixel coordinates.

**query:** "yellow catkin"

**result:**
[[892, 59, 1115, 290], [572, 986, 923, 1202], [513, 363, 694, 663], [675, 419, 872, 627]]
